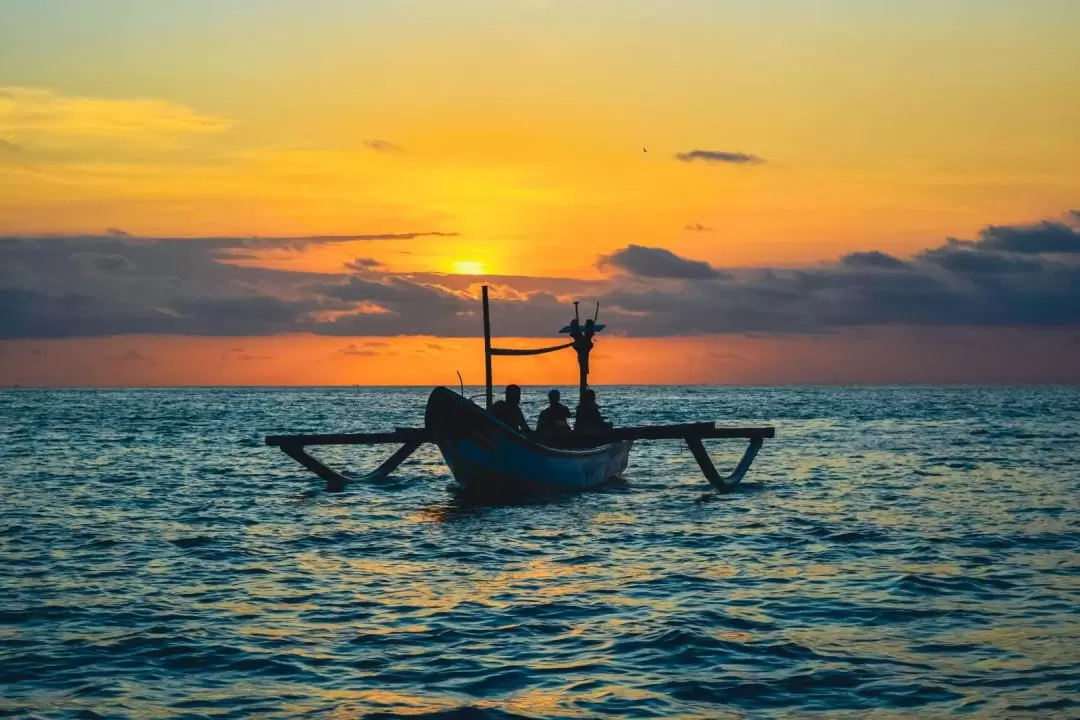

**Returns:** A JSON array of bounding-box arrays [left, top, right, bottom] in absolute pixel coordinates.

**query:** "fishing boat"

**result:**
[[266, 286, 774, 495], [425, 385, 632, 494]]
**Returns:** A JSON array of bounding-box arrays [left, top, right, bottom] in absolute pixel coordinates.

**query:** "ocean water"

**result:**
[[1, 386, 1078, 719]]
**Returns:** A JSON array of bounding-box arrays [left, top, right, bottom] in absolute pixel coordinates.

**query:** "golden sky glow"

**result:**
[[1, 1, 1078, 384], [5, 329, 1080, 388]]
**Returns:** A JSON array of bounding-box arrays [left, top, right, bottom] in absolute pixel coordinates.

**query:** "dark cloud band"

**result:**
[[0, 212, 1077, 339]]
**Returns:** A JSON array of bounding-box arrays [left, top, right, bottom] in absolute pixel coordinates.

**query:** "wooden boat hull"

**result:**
[[424, 386, 631, 494]]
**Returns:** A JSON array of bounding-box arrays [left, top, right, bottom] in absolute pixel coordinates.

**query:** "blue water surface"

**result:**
[[1, 386, 1078, 718]]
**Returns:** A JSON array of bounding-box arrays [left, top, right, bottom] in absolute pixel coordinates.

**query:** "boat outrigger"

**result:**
[[266, 286, 775, 495]]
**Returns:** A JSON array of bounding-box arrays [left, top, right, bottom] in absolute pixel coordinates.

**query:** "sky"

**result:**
[[1, 0, 1079, 386]]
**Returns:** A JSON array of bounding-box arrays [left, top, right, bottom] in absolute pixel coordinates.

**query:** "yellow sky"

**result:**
[[2, 1, 1078, 278]]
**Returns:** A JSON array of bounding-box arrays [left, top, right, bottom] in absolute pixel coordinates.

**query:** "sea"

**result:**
[[1, 386, 1078, 719]]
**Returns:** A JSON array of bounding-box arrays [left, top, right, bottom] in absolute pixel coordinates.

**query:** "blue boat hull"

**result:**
[[424, 387, 631, 494]]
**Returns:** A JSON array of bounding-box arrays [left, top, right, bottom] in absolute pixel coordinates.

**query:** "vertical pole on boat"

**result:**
[[578, 336, 588, 406], [482, 285, 493, 410], [573, 301, 585, 405]]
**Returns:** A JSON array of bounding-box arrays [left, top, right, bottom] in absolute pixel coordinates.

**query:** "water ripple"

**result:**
[[1, 386, 1078, 717]]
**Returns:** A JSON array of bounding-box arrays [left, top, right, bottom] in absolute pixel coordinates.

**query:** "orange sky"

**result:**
[[4, 329, 1080, 388], [1, 1, 1078, 385]]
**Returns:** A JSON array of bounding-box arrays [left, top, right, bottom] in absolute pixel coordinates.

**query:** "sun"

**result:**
[[451, 260, 486, 275]]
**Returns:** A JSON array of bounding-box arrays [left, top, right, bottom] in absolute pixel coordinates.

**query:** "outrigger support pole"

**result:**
[[686, 436, 765, 493], [277, 443, 351, 493], [266, 422, 773, 493], [266, 429, 431, 492], [574, 422, 773, 492]]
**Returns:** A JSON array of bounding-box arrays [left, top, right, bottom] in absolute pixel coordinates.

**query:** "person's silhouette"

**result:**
[[574, 388, 611, 434], [490, 384, 530, 434], [536, 388, 572, 442]]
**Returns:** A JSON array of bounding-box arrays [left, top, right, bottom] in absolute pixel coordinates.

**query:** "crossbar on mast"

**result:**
[[490, 342, 573, 356]]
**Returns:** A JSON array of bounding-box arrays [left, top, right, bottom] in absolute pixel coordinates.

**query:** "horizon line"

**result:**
[[4, 382, 1079, 390]]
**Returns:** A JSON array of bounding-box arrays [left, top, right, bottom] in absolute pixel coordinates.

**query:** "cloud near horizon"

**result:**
[[0, 212, 1078, 340], [674, 149, 764, 165]]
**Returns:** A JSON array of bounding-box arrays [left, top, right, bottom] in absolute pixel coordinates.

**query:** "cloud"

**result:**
[[0, 137, 44, 168], [70, 251, 138, 275], [318, 276, 463, 307], [0, 229, 456, 255], [2, 212, 1079, 340], [598, 245, 721, 279], [0, 86, 230, 140], [170, 295, 326, 335], [0, 233, 364, 338], [840, 251, 909, 270], [310, 277, 568, 337], [684, 223, 712, 232], [0, 286, 181, 338], [971, 216, 1080, 254], [589, 212, 1080, 335], [674, 149, 764, 165], [0, 138, 26, 155], [222, 231, 458, 252], [595, 228, 1080, 335], [0, 88, 233, 176], [365, 139, 402, 153], [345, 257, 386, 271], [919, 247, 1044, 275], [340, 343, 379, 357]]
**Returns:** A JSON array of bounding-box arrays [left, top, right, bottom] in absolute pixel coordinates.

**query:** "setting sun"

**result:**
[[451, 260, 486, 275]]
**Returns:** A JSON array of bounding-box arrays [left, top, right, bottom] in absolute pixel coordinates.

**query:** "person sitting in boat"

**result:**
[[490, 384, 531, 434], [574, 388, 612, 435], [536, 388, 572, 443]]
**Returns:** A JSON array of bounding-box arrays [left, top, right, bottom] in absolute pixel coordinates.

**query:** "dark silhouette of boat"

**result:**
[[425, 386, 631, 494], [266, 286, 774, 496]]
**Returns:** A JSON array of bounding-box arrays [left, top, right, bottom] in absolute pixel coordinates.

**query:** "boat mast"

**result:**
[[482, 285, 493, 410], [551, 301, 602, 408], [573, 302, 586, 404]]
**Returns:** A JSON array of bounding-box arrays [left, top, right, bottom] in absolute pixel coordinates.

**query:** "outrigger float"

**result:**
[[266, 286, 775, 495]]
